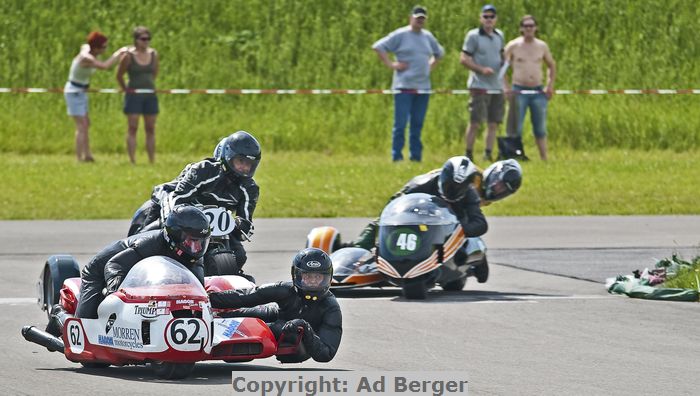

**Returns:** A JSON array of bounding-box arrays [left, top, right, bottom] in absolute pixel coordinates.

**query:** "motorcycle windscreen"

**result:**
[[378, 223, 458, 276], [379, 193, 459, 226], [120, 256, 207, 298], [330, 247, 375, 277]]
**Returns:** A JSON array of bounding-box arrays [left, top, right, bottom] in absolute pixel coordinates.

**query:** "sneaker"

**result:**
[[483, 152, 493, 162]]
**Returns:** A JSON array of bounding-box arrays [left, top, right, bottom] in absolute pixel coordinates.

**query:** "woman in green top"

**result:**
[[117, 26, 160, 164]]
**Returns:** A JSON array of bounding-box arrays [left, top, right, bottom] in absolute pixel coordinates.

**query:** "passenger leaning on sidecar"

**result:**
[[349, 156, 520, 283], [45, 205, 211, 336], [129, 131, 261, 272], [208, 248, 342, 363]]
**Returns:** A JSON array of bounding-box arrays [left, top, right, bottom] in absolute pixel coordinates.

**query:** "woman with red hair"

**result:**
[[64, 31, 126, 162]]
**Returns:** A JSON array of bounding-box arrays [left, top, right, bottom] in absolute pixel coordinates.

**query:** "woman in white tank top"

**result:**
[[64, 31, 126, 162]]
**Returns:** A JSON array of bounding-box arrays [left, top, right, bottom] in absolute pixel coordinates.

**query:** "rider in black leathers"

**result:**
[[349, 156, 493, 281], [45, 206, 211, 337], [129, 131, 261, 271], [208, 248, 342, 363]]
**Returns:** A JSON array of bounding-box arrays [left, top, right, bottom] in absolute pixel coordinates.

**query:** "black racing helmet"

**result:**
[[212, 137, 227, 160], [438, 156, 480, 202], [164, 205, 212, 262], [482, 159, 523, 202], [291, 248, 333, 302], [221, 131, 261, 178]]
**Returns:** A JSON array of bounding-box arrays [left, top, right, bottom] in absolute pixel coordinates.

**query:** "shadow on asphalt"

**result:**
[[39, 363, 349, 384], [333, 287, 563, 302]]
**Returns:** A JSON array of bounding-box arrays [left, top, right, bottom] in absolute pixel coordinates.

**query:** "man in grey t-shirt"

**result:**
[[372, 5, 444, 162], [459, 4, 505, 163]]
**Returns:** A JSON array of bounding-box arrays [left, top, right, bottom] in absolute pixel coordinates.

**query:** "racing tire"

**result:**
[[204, 250, 239, 276], [151, 361, 195, 379], [80, 362, 111, 369], [42, 255, 80, 319], [441, 276, 467, 291], [402, 281, 427, 300]]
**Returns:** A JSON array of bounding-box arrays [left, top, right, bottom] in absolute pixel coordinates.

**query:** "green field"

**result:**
[[2, 0, 699, 218], [2, 149, 698, 219]]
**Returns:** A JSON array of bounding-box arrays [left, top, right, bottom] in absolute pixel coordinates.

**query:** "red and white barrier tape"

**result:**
[[2, 87, 700, 95]]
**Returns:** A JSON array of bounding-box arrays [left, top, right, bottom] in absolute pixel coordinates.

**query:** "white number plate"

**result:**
[[201, 207, 236, 237]]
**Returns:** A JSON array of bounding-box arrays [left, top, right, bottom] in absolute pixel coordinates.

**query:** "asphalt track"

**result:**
[[1, 216, 699, 396]]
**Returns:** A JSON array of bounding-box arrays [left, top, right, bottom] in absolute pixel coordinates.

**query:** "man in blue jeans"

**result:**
[[372, 5, 444, 162], [503, 14, 557, 160]]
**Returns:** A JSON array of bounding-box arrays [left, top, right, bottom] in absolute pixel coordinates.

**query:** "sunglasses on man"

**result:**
[[482, 14, 496, 19]]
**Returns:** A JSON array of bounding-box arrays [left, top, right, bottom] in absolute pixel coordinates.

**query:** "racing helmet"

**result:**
[[482, 159, 523, 202], [163, 205, 212, 262], [212, 137, 227, 160], [438, 156, 480, 202], [221, 131, 261, 178], [291, 248, 333, 301]]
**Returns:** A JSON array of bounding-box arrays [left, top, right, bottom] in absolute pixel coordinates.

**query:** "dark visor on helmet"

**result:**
[[296, 270, 331, 291], [180, 235, 210, 257], [229, 154, 259, 177]]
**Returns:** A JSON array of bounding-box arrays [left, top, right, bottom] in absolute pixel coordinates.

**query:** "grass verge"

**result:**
[[2, 149, 699, 219]]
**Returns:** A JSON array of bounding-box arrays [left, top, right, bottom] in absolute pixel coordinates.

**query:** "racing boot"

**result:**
[[466, 258, 489, 283], [345, 220, 379, 250], [45, 304, 71, 337]]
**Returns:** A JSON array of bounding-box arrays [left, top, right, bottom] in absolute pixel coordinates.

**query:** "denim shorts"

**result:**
[[513, 84, 548, 138], [64, 82, 88, 116], [124, 94, 159, 115]]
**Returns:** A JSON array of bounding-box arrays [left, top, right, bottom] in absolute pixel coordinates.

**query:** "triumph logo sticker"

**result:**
[[134, 301, 170, 318]]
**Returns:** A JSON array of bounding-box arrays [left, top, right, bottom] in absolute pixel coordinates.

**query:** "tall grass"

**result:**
[[1, 0, 699, 155]]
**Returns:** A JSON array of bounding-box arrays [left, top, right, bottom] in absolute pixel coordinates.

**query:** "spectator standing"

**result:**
[[117, 26, 159, 164], [64, 32, 126, 162], [372, 5, 445, 162], [460, 4, 505, 163], [503, 15, 556, 160]]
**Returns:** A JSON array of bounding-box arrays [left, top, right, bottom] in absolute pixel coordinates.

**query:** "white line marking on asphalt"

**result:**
[[0, 298, 36, 304]]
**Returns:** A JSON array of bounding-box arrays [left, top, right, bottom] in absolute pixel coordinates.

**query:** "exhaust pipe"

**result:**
[[22, 326, 64, 353]]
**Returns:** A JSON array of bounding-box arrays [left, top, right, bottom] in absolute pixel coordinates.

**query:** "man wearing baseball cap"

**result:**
[[460, 4, 506, 163], [372, 5, 445, 162]]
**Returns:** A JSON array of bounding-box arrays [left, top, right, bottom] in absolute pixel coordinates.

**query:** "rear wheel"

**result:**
[[151, 362, 195, 379], [402, 281, 427, 300], [42, 255, 80, 319], [204, 250, 239, 276], [441, 277, 467, 291]]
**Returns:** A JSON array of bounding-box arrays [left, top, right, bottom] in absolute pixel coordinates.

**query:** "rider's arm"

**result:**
[[233, 179, 259, 237], [209, 282, 290, 309], [459, 187, 488, 238], [162, 160, 219, 218], [103, 247, 143, 289], [103, 233, 162, 289], [190, 260, 205, 286], [303, 304, 343, 362]]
